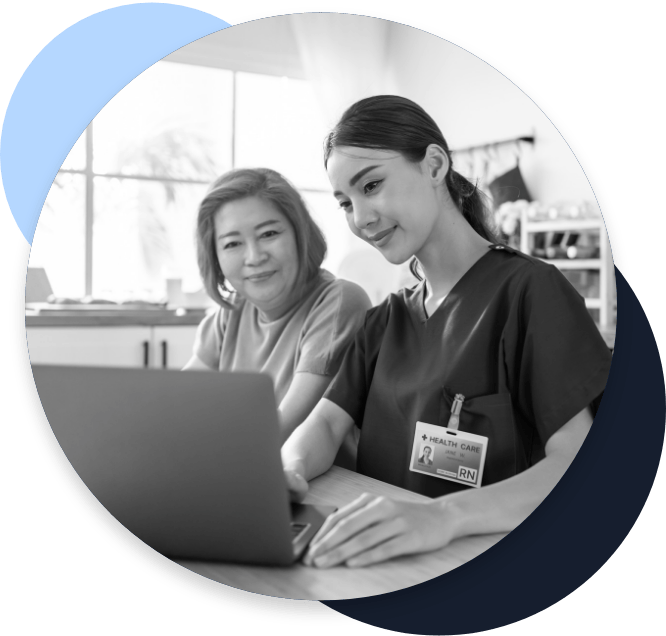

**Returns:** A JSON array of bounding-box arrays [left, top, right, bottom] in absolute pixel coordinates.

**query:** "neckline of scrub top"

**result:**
[[411, 244, 507, 323]]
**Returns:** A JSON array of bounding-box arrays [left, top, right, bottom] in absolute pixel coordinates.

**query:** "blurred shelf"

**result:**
[[536, 258, 601, 270], [520, 209, 615, 331], [523, 219, 603, 233]]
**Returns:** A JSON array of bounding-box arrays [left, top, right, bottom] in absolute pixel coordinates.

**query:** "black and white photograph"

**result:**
[[418, 445, 434, 467], [25, 13, 615, 601]]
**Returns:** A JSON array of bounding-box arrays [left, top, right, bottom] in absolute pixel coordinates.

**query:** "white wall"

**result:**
[[384, 23, 597, 207], [165, 16, 305, 79], [165, 18, 606, 305], [168, 18, 600, 208]]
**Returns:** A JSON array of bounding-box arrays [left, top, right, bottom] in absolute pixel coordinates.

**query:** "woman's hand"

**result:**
[[284, 467, 309, 503], [303, 493, 459, 568]]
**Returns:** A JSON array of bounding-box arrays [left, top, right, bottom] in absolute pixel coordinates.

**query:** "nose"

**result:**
[[244, 240, 268, 266], [352, 199, 378, 231]]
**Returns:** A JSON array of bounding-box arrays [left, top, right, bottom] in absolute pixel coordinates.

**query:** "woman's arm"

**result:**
[[281, 398, 354, 499], [303, 407, 592, 568], [277, 373, 340, 443]]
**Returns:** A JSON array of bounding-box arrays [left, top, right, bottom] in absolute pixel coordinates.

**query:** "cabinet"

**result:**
[[151, 326, 199, 369], [27, 325, 198, 370], [519, 214, 615, 329]]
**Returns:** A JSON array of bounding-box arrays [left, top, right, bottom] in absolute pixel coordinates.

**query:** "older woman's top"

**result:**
[[193, 269, 371, 404]]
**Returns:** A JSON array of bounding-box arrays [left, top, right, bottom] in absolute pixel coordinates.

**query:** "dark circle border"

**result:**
[[323, 267, 665, 634]]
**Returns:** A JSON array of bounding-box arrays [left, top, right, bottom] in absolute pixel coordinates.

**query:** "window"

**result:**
[[30, 60, 350, 302]]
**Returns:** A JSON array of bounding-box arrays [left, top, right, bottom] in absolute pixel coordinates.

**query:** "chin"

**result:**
[[378, 247, 412, 266]]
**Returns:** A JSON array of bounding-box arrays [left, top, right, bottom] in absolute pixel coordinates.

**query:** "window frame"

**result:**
[[55, 65, 331, 298]]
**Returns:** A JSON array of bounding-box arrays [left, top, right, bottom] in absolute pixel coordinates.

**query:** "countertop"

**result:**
[[24, 304, 616, 349], [25, 305, 209, 327]]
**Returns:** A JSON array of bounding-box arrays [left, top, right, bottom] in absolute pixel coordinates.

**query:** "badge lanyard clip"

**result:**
[[446, 394, 465, 430]]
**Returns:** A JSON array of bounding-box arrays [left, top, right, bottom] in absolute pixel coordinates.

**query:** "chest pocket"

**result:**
[[439, 389, 519, 486]]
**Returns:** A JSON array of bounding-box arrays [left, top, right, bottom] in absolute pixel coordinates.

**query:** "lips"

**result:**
[[367, 227, 396, 247], [246, 271, 276, 282]]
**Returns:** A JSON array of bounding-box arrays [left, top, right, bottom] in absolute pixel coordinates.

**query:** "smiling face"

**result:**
[[327, 146, 445, 265], [214, 196, 299, 319]]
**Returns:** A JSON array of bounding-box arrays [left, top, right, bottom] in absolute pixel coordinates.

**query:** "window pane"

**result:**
[[235, 73, 330, 190], [301, 190, 355, 275], [29, 173, 86, 298], [61, 131, 86, 171], [93, 177, 207, 301], [93, 61, 233, 180]]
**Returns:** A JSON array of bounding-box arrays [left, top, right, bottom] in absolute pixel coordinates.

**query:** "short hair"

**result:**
[[324, 95, 498, 249], [196, 168, 327, 308]]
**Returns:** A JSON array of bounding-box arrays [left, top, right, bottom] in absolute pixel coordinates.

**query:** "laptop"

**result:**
[[31, 365, 335, 565]]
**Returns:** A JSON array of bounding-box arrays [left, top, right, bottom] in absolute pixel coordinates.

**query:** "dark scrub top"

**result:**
[[324, 245, 613, 498]]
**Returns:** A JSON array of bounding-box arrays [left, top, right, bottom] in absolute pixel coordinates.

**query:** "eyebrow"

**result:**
[[333, 165, 381, 197], [217, 219, 281, 240]]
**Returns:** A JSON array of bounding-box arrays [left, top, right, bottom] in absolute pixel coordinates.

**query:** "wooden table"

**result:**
[[175, 467, 506, 600]]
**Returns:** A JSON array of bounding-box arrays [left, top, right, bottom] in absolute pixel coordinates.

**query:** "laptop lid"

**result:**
[[32, 365, 303, 565]]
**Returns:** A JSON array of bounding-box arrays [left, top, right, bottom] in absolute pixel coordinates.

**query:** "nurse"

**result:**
[[184, 167, 371, 442], [281, 95, 612, 567]]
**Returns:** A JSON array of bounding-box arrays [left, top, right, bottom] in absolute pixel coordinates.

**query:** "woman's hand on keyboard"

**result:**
[[284, 467, 309, 503]]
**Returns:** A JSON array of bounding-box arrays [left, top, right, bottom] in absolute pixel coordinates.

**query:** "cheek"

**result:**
[[281, 233, 300, 270], [216, 250, 238, 280], [345, 214, 364, 239]]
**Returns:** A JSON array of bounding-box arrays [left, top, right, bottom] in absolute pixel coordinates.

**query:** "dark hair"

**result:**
[[324, 96, 499, 277], [196, 168, 327, 308]]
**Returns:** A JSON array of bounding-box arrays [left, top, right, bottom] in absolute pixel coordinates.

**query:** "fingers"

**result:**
[[309, 492, 375, 546], [284, 470, 308, 503], [345, 536, 412, 568], [311, 518, 404, 568], [304, 494, 398, 567]]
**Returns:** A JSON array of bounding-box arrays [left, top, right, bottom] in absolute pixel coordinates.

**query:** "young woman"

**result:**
[[281, 96, 612, 568], [184, 168, 371, 442]]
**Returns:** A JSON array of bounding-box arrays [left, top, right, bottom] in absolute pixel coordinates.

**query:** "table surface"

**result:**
[[175, 466, 506, 600]]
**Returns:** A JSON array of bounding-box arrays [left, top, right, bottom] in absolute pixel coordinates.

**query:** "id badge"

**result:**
[[409, 420, 488, 488]]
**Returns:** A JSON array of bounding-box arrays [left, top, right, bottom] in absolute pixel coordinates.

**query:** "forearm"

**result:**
[[277, 372, 333, 444], [439, 410, 592, 540], [281, 398, 353, 481], [438, 449, 573, 540]]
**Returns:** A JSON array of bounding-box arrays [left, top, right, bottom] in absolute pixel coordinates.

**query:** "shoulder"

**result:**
[[360, 281, 420, 330], [488, 245, 578, 298], [488, 247, 593, 334], [200, 295, 253, 334], [309, 269, 372, 313]]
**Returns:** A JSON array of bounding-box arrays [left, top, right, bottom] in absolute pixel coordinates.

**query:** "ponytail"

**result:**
[[446, 169, 499, 243]]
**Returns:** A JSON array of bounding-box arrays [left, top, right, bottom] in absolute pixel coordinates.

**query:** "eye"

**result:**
[[221, 240, 241, 250], [363, 180, 382, 194], [338, 200, 352, 213], [259, 229, 281, 239]]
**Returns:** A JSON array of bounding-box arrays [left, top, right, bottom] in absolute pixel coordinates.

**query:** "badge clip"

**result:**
[[446, 394, 465, 431]]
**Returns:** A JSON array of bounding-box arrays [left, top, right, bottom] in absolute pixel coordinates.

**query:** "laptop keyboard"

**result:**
[[290, 522, 310, 544]]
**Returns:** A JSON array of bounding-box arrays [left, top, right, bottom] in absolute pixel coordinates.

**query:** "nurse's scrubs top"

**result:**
[[324, 244, 613, 498]]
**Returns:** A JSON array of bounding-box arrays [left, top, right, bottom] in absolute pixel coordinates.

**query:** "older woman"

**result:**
[[184, 168, 371, 442]]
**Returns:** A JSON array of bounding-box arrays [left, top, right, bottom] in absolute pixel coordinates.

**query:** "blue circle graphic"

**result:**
[[0, 3, 227, 244]]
